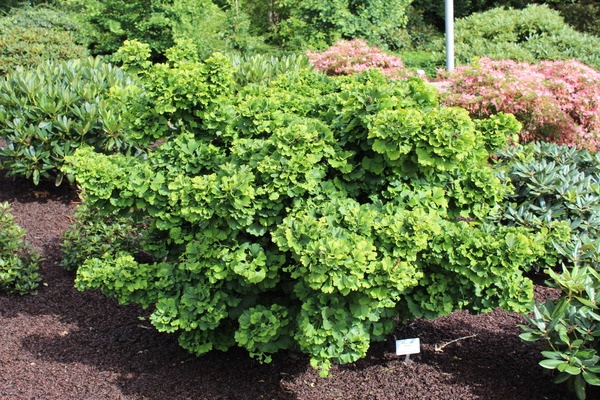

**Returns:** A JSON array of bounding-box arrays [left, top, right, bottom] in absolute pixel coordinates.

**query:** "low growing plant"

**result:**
[[0, 56, 141, 185], [0, 202, 41, 295], [62, 42, 554, 375], [439, 58, 600, 151]]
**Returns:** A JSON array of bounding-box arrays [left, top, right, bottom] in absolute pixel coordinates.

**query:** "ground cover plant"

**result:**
[[0, 202, 41, 295], [438, 58, 600, 151], [57, 40, 567, 377]]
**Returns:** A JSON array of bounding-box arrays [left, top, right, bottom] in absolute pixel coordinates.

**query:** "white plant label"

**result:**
[[395, 338, 421, 356]]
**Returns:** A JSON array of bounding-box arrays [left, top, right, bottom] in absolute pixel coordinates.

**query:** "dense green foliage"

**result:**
[[499, 142, 600, 399], [521, 266, 600, 400], [65, 0, 269, 60], [0, 6, 88, 75], [429, 5, 600, 71], [229, 53, 312, 91], [61, 205, 143, 272], [496, 142, 600, 269], [0, 202, 41, 295], [557, 0, 600, 36], [60, 41, 555, 375], [279, 0, 413, 50], [0, 57, 140, 185]]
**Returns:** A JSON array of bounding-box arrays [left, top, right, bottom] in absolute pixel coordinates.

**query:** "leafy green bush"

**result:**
[[0, 56, 141, 185], [61, 204, 144, 272], [0, 6, 88, 75], [62, 42, 553, 375], [0, 202, 41, 295], [112, 39, 234, 146], [429, 5, 600, 71], [521, 265, 600, 400], [494, 143, 600, 272]]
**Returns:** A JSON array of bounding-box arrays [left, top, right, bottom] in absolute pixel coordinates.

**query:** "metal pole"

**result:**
[[445, 0, 454, 71]]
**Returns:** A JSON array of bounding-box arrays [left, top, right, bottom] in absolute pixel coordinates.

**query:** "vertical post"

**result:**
[[445, 0, 454, 71]]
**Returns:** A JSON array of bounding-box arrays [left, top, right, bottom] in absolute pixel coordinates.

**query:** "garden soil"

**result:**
[[0, 170, 595, 400]]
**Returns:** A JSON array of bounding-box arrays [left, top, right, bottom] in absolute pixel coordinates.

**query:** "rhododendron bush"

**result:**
[[308, 39, 414, 79], [439, 58, 600, 151]]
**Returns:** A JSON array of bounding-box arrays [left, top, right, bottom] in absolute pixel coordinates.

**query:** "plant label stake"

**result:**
[[395, 338, 420, 363]]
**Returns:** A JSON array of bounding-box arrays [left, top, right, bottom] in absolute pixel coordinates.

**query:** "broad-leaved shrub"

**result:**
[[495, 142, 600, 270], [0, 6, 88, 75], [521, 265, 600, 400], [439, 58, 600, 151], [62, 42, 553, 375], [0, 57, 140, 185], [230, 53, 313, 92], [0, 202, 41, 295]]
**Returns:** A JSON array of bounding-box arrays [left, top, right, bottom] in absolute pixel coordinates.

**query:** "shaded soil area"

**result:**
[[0, 170, 591, 399]]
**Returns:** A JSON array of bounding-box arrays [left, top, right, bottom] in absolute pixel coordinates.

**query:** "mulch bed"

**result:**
[[0, 169, 590, 399]]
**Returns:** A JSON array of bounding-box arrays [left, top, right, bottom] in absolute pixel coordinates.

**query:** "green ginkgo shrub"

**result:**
[[61, 41, 558, 376]]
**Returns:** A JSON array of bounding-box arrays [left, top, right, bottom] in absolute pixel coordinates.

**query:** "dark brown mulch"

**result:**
[[0, 170, 591, 400]]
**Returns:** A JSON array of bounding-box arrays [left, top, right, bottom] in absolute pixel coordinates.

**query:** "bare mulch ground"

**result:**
[[0, 169, 592, 400]]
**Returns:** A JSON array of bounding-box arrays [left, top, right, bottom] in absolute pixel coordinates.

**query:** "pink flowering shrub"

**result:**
[[439, 58, 600, 151], [307, 39, 415, 79]]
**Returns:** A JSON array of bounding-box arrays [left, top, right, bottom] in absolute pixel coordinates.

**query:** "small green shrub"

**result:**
[[61, 41, 553, 375], [0, 56, 140, 185], [0, 202, 41, 295], [0, 6, 88, 75], [521, 265, 600, 400], [429, 5, 600, 71], [61, 204, 144, 272]]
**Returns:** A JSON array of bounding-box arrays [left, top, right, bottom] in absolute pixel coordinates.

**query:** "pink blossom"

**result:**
[[307, 39, 417, 80], [439, 58, 600, 151]]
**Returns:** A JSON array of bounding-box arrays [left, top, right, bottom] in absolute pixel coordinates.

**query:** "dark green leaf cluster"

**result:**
[[496, 142, 600, 270], [0, 202, 41, 295], [279, 0, 413, 50], [521, 266, 600, 400], [0, 56, 140, 185], [0, 5, 88, 75], [61, 204, 144, 272], [62, 45, 551, 375]]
